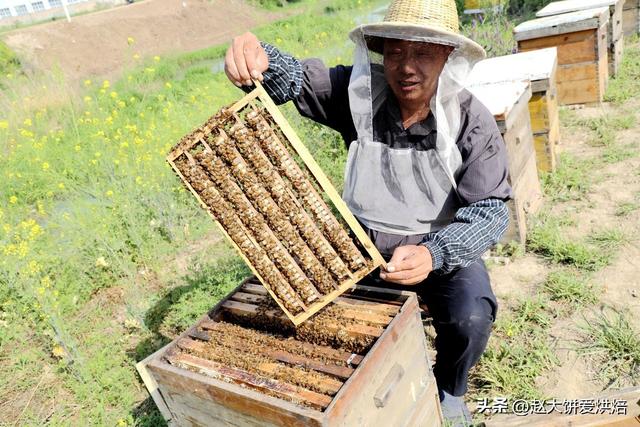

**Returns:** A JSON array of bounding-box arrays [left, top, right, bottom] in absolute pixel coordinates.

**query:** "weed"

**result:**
[[578, 307, 640, 387], [493, 241, 525, 259], [527, 214, 612, 271], [601, 143, 638, 164], [577, 114, 635, 147], [0, 40, 19, 76], [615, 201, 640, 217], [587, 228, 628, 250], [540, 154, 593, 202], [542, 269, 597, 310], [605, 38, 640, 104]]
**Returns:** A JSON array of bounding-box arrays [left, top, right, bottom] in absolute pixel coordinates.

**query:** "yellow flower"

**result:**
[[41, 276, 52, 288], [83, 96, 92, 103], [51, 345, 66, 359], [153, 55, 160, 62], [9, 196, 17, 204], [110, 91, 118, 99], [42, 162, 50, 171], [133, 53, 140, 60], [95, 256, 109, 267], [84, 79, 92, 86], [23, 118, 32, 127], [0, 120, 8, 129], [75, 145, 81, 152], [58, 183, 65, 189], [165, 82, 172, 89], [117, 419, 127, 427], [127, 36, 135, 45], [102, 80, 110, 89], [105, 190, 114, 197]]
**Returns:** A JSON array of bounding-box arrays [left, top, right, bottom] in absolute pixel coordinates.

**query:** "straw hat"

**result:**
[[350, 0, 486, 63]]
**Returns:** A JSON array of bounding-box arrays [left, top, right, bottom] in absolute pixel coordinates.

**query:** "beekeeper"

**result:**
[[224, 0, 511, 423]]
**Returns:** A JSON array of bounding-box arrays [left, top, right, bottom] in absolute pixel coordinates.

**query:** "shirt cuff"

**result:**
[[421, 239, 444, 271]]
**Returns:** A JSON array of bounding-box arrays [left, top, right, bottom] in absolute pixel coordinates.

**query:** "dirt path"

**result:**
[[1, 0, 282, 81], [486, 93, 640, 401]]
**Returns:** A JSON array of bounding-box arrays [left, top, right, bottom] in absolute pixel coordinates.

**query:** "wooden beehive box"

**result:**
[[515, 7, 610, 105], [536, 0, 624, 76], [167, 83, 385, 325], [467, 47, 560, 173], [623, 0, 640, 35], [137, 278, 442, 427], [468, 81, 543, 244]]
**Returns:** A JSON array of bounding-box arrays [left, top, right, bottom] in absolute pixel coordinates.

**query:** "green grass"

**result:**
[[615, 200, 640, 217], [586, 228, 628, 251], [605, 35, 640, 104], [540, 154, 593, 202], [471, 296, 557, 400], [577, 114, 636, 147], [0, 40, 19, 77], [527, 214, 612, 271], [542, 269, 597, 310], [0, 0, 384, 423], [578, 308, 640, 387]]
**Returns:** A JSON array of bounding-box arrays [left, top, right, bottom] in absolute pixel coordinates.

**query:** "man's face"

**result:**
[[383, 39, 453, 109]]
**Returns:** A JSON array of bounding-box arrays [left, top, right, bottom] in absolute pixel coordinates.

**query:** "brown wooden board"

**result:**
[[623, 5, 640, 34], [502, 154, 543, 244], [166, 82, 385, 325], [138, 283, 442, 426]]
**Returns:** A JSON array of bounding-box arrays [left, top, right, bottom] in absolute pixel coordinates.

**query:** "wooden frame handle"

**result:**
[[373, 363, 405, 408]]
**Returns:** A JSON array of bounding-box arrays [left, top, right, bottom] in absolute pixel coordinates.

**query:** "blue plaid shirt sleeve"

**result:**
[[421, 198, 510, 274], [247, 42, 303, 105]]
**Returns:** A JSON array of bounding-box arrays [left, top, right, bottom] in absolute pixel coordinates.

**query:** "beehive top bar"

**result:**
[[167, 81, 385, 325], [536, 0, 619, 18], [514, 7, 609, 40], [467, 48, 557, 90]]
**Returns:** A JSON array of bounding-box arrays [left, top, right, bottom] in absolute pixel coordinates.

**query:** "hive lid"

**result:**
[[514, 7, 609, 40], [467, 81, 531, 130], [537, 0, 620, 18], [467, 47, 557, 91]]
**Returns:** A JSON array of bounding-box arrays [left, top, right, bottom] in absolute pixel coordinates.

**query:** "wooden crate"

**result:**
[[137, 279, 442, 427], [467, 81, 543, 243], [515, 7, 610, 105], [623, 0, 640, 35], [167, 82, 385, 325], [467, 47, 560, 172], [536, 0, 624, 76]]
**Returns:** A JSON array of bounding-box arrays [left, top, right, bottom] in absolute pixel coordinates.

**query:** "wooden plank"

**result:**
[[609, 35, 624, 76], [213, 302, 385, 339], [502, 154, 543, 244], [558, 61, 599, 82], [167, 352, 333, 410], [514, 7, 609, 40], [557, 76, 602, 105], [231, 291, 268, 305], [518, 29, 599, 65], [253, 81, 386, 271], [468, 47, 558, 87], [502, 96, 536, 185], [147, 360, 325, 426], [135, 345, 176, 425], [178, 336, 355, 381], [623, 6, 640, 35], [199, 319, 365, 367], [467, 81, 531, 132]]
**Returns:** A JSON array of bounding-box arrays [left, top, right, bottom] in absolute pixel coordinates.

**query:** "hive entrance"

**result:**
[[167, 83, 385, 324]]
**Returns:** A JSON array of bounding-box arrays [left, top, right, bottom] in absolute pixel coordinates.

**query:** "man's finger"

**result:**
[[232, 37, 251, 84], [381, 266, 426, 282], [386, 249, 421, 272], [244, 40, 263, 81], [224, 46, 241, 85]]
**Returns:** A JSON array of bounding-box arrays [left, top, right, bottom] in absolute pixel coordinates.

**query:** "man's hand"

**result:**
[[224, 32, 269, 88], [379, 245, 433, 285]]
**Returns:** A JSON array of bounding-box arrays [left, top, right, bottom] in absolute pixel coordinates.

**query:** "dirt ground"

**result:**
[[487, 97, 640, 400], [1, 0, 282, 81]]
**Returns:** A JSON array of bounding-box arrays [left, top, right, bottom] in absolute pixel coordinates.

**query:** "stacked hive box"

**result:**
[[623, 0, 640, 35], [515, 7, 610, 105], [468, 81, 543, 244], [137, 279, 442, 426], [536, 0, 624, 76], [467, 47, 560, 173], [167, 83, 386, 325]]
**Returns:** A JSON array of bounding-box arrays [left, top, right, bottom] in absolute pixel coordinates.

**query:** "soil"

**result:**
[[1, 0, 283, 82], [485, 95, 640, 402]]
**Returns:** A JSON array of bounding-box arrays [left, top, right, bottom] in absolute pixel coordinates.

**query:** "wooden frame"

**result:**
[[138, 280, 442, 427], [166, 82, 386, 325]]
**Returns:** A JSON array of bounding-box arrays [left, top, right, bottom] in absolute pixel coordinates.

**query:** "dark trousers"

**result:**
[[362, 260, 497, 396]]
